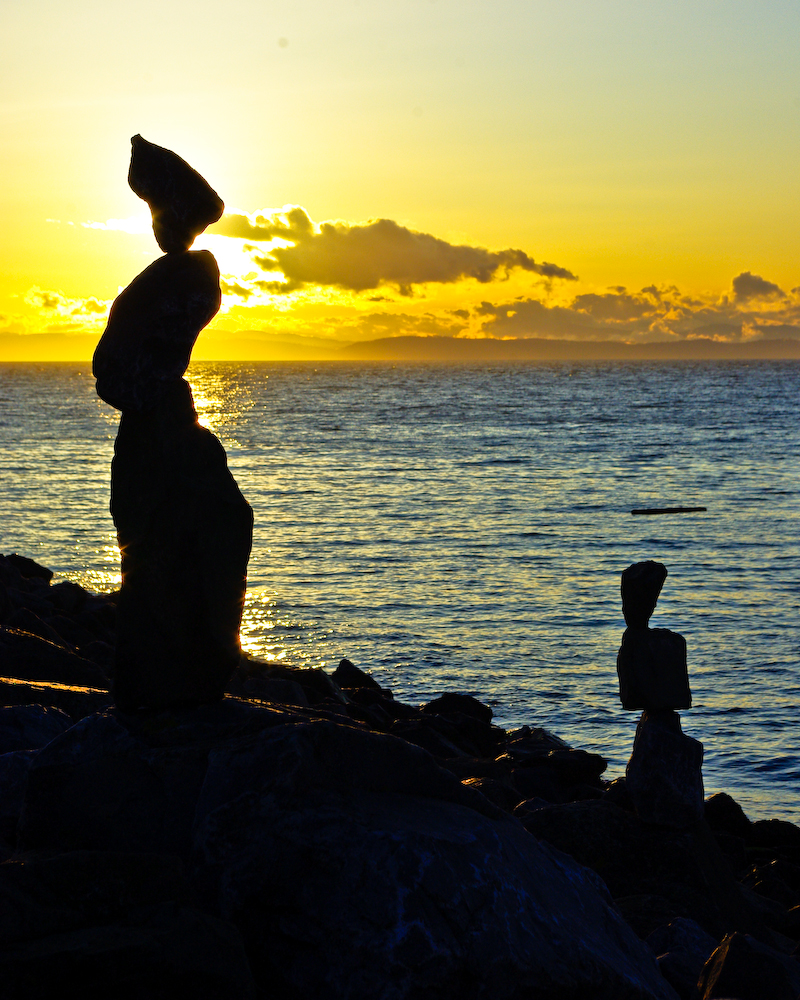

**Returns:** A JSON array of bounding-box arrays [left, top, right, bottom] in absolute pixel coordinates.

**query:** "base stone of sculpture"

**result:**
[[625, 710, 705, 828], [111, 382, 253, 711]]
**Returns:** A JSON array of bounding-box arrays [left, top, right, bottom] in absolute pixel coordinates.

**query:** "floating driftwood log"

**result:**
[[631, 506, 708, 515]]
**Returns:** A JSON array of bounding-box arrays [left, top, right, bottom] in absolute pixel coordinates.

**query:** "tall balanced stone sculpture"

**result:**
[[93, 136, 253, 712], [616, 561, 704, 827]]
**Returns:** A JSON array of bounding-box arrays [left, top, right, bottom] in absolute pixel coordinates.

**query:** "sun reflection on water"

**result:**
[[61, 540, 121, 593]]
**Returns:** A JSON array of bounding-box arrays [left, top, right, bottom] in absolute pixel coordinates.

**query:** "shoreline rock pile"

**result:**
[[1, 553, 800, 997]]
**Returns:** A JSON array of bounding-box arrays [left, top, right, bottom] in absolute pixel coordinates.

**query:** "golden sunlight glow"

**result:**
[[2, 1, 799, 361]]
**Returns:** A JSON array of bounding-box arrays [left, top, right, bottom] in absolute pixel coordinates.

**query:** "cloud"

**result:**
[[212, 207, 314, 242], [478, 298, 603, 339], [571, 289, 657, 322], [25, 287, 109, 320], [731, 271, 785, 302], [475, 278, 800, 343], [212, 207, 577, 294], [27, 288, 65, 310], [329, 310, 468, 341], [220, 278, 255, 301]]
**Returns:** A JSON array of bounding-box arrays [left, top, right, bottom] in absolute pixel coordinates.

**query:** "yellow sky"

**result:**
[[2, 0, 800, 359]]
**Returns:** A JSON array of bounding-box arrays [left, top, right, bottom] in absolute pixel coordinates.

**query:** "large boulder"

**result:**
[[16, 706, 678, 999], [696, 931, 800, 1000], [524, 799, 764, 942]]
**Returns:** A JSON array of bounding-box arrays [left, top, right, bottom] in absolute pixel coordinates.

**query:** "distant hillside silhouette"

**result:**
[[341, 335, 800, 363], [3, 331, 800, 363]]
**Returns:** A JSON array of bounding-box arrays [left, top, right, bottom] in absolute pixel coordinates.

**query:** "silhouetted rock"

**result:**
[[0, 678, 112, 721], [705, 792, 752, 838], [239, 675, 309, 707], [94, 137, 253, 714], [0, 705, 72, 754], [421, 691, 494, 724], [524, 799, 764, 941], [43, 614, 97, 651], [618, 628, 691, 711], [0, 628, 109, 689], [93, 251, 221, 412], [13, 706, 678, 999], [6, 608, 68, 648], [626, 710, 704, 828], [749, 818, 800, 850], [647, 918, 718, 1000], [696, 931, 800, 1000], [0, 583, 12, 626], [0, 903, 256, 1000], [462, 775, 521, 812], [331, 657, 382, 691], [48, 581, 88, 615], [622, 560, 668, 628], [0, 750, 36, 845], [512, 763, 565, 803], [128, 134, 224, 253], [110, 381, 252, 711], [190, 718, 677, 999], [5, 555, 53, 583]]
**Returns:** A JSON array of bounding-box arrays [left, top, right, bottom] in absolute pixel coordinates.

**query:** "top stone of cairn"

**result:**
[[128, 135, 224, 253], [621, 560, 668, 628]]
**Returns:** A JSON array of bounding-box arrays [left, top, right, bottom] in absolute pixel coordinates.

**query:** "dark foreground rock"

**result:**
[[7, 704, 675, 998], [0, 848, 256, 1000], [523, 799, 764, 943], [696, 930, 800, 1000], [6, 556, 800, 997]]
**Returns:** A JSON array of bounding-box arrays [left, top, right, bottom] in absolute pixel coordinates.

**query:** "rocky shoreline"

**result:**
[[0, 552, 798, 998]]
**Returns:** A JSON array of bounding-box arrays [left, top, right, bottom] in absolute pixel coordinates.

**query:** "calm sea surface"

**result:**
[[0, 360, 798, 821]]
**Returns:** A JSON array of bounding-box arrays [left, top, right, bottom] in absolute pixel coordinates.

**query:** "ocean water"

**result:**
[[0, 360, 798, 821]]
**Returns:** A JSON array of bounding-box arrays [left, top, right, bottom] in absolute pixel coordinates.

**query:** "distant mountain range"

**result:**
[[340, 335, 800, 362], [3, 332, 800, 363]]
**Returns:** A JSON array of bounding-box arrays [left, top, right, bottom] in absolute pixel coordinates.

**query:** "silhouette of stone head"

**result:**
[[128, 134, 224, 253]]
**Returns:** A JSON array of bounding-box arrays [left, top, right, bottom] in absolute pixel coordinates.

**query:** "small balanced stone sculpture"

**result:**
[[617, 561, 704, 828], [93, 136, 253, 712]]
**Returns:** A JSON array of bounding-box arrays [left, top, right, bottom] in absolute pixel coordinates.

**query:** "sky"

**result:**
[[2, 0, 800, 360]]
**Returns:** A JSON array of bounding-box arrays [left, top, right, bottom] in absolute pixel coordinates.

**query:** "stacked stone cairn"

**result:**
[[92, 135, 253, 712], [617, 560, 704, 827]]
